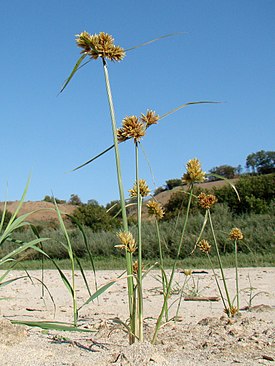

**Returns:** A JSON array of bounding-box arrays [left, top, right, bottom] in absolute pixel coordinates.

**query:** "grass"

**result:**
[[1, 252, 273, 271]]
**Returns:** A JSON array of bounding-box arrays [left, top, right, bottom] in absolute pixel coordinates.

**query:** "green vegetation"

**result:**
[[246, 150, 275, 174], [2, 203, 274, 261], [208, 164, 240, 180], [213, 174, 275, 214]]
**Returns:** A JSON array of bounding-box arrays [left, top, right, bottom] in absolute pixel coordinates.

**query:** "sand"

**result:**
[[0, 267, 274, 365]]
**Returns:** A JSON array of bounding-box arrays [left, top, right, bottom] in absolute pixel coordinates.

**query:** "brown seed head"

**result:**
[[76, 31, 125, 61], [129, 179, 150, 198], [115, 231, 137, 253], [182, 158, 206, 184], [224, 306, 238, 317], [198, 192, 218, 209], [146, 200, 165, 220], [198, 239, 211, 254], [117, 116, 145, 143], [132, 260, 139, 275], [140, 110, 160, 128], [229, 228, 244, 241]]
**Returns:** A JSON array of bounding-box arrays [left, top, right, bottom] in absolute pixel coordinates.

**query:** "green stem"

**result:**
[[152, 185, 194, 344], [235, 240, 239, 312], [102, 58, 134, 342], [135, 142, 143, 341], [155, 218, 168, 321], [208, 210, 232, 314], [207, 253, 227, 311]]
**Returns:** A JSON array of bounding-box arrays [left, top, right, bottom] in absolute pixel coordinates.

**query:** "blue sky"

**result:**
[[1, 0, 274, 205]]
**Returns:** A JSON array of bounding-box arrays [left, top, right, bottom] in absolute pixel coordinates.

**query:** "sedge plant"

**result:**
[[196, 191, 244, 317], [152, 158, 206, 343], [61, 30, 216, 344]]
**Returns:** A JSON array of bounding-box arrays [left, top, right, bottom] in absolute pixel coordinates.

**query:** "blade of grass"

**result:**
[[125, 32, 184, 52], [59, 54, 87, 93], [66, 214, 98, 292], [10, 320, 95, 333], [78, 272, 127, 311], [207, 173, 240, 201]]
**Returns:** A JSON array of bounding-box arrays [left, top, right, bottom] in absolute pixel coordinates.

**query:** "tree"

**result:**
[[72, 203, 119, 231], [87, 199, 99, 206], [43, 195, 66, 204], [166, 179, 183, 190], [68, 194, 82, 206], [209, 165, 238, 180], [246, 150, 275, 175]]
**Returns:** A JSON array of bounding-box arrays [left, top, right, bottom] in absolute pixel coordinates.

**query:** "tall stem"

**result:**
[[234, 240, 240, 311], [152, 185, 194, 344], [156, 218, 168, 321], [135, 142, 143, 341], [102, 58, 134, 342], [208, 210, 232, 313]]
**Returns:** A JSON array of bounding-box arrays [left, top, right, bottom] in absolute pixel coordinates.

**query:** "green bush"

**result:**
[[166, 179, 183, 190], [71, 203, 120, 232], [213, 174, 275, 214]]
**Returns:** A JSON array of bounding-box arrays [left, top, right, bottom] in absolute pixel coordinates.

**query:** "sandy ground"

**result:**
[[0, 267, 274, 365]]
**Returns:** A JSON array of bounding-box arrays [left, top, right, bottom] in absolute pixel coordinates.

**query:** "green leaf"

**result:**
[[0, 238, 49, 266], [125, 32, 185, 52], [159, 101, 220, 121], [66, 214, 98, 292], [72, 144, 115, 171], [59, 54, 87, 94], [78, 272, 127, 311], [206, 173, 240, 201], [10, 320, 94, 333]]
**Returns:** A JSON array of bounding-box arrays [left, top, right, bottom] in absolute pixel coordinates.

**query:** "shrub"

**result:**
[[71, 203, 120, 232], [213, 174, 275, 214]]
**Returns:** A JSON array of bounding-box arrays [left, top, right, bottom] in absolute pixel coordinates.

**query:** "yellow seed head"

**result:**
[[198, 239, 211, 254], [76, 31, 125, 61], [198, 192, 218, 209], [229, 228, 244, 241], [129, 179, 150, 198], [182, 158, 206, 184], [117, 116, 145, 143], [140, 110, 160, 128], [183, 269, 193, 276], [115, 231, 137, 253], [146, 200, 165, 220]]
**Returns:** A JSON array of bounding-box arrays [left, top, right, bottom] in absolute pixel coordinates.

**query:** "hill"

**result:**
[[0, 201, 76, 224], [0, 179, 238, 225]]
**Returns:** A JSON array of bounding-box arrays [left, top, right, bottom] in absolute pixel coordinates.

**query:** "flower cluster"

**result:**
[[198, 239, 211, 254], [229, 228, 244, 241], [140, 110, 160, 127], [117, 116, 145, 143], [224, 306, 238, 317], [117, 110, 160, 143], [146, 200, 165, 220], [129, 179, 150, 198], [76, 31, 125, 61], [183, 269, 193, 276], [198, 192, 218, 209], [182, 158, 206, 184], [115, 231, 137, 253]]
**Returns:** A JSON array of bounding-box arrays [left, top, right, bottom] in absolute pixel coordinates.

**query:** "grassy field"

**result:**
[[3, 252, 274, 271]]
